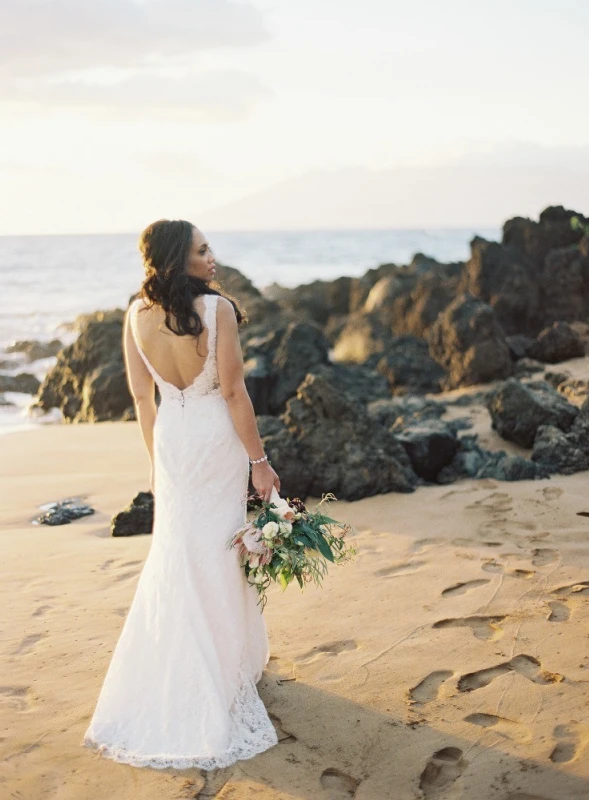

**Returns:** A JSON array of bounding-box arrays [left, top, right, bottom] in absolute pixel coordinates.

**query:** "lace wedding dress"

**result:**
[[81, 293, 279, 769]]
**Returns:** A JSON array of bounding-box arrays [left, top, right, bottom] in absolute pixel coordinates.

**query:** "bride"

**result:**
[[82, 218, 282, 769]]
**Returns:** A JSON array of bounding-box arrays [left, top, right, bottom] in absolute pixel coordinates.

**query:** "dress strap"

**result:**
[[128, 298, 161, 383], [205, 294, 219, 370]]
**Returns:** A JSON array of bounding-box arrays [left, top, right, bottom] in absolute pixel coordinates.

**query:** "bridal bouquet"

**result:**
[[226, 487, 357, 610]]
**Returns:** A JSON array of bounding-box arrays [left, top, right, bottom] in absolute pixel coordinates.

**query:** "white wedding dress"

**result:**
[[81, 293, 279, 769]]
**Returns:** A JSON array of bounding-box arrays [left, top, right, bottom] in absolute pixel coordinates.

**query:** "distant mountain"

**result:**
[[196, 164, 589, 230]]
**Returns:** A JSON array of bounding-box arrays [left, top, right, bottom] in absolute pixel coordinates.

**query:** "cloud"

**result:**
[[0, 0, 270, 115], [0, 0, 268, 76], [1, 69, 271, 118]]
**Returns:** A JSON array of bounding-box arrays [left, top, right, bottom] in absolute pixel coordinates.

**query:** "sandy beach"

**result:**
[[1, 392, 589, 800]]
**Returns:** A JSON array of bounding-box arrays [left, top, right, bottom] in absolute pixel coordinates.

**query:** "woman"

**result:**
[[81, 219, 281, 769]]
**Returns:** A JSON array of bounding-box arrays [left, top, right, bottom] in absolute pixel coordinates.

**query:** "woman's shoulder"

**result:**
[[214, 295, 238, 329], [215, 294, 233, 309], [128, 295, 148, 318]]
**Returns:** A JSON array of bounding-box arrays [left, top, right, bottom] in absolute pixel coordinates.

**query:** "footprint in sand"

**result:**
[[481, 560, 535, 579], [409, 538, 444, 554], [295, 639, 358, 664], [373, 560, 425, 578], [549, 723, 589, 763], [319, 768, 360, 798], [467, 491, 513, 514], [13, 633, 45, 656], [268, 712, 297, 743], [112, 570, 142, 582], [506, 794, 557, 800], [551, 580, 589, 597], [419, 747, 466, 799], [198, 771, 230, 798], [31, 604, 52, 617], [441, 579, 490, 598], [452, 538, 504, 548], [407, 671, 454, 705], [547, 601, 570, 622], [542, 487, 563, 502], [464, 712, 532, 744], [433, 615, 505, 642], [457, 654, 563, 693], [531, 548, 559, 567], [0, 685, 33, 712], [509, 568, 536, 579]]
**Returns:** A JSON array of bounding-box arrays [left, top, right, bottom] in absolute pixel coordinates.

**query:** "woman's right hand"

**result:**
[[251, 461, 281, 503]]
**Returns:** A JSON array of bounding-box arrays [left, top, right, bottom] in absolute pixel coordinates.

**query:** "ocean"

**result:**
[[0, 226, 500, 433]]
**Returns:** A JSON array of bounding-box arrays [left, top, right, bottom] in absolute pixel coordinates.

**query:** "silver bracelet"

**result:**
[[250, 454, 268, 464]]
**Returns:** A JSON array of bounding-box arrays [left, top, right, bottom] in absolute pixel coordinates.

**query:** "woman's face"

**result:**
[[186, 226, 216, 282]]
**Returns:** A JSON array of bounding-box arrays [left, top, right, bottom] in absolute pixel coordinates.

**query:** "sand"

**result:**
[[2, 400, 589, 799]]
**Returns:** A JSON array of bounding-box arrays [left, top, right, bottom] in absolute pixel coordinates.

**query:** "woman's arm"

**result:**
[[122, 306, 157, 474], [216, 296, 280, 502]]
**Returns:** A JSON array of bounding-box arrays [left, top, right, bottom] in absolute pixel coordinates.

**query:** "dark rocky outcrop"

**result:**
[[390, 262, 462, 338], [529, 322, 586, 364], [531, 425, 589, 475], [269, 321, 330, 413], [555, 378, 589, 406], [367, 395, 447, 429], [532, 396, 589, 475], [437, 435, 549, 483], [502, 205, 588, 267], [256, 415, 312, 501], [365, 395, 546, 484], [506, 334, 536, 361], [0, 372, 41, 394], [263, 276, 353, 326], [513, 357, 545, 377], [459, 237, 540, 335], [331, 311, 393, 364], [34, 499, 95, 526], [303, 362, 391, 407], [394, 420, 460, 481], [428, 294, 513, 389], [243, 355, 275, 416], [348, 262, 399, 312], [215, 263, 283, 328], [543, 370, 571, 390], [32, 309, 134, 423], [280, 373, 418, 500], [487, 378, 578, 448], [375, 335, 445, 395], [5, 338, 63, 361], [111, 491, 154, 536], [538, 242, 589, 326]]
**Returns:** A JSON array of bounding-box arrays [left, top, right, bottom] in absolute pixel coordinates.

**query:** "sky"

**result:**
[[0, 0, 588, 234]]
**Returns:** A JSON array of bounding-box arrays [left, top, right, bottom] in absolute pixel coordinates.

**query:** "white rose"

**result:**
[[262, 521, 279, 539], [270, 488, 295, 520], [279, 521, 292, 536]]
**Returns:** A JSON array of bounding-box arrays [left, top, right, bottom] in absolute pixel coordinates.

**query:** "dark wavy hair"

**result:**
[[137, 219, 247, 341]]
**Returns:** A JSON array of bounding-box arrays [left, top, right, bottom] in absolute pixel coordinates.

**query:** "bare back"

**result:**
[[133, 296, 211, 392]]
